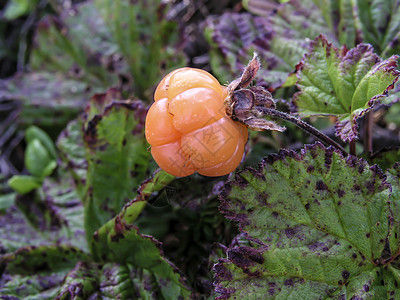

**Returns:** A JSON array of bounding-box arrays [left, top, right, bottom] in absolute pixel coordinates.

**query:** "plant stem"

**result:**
[[349, 140, 356, 156], [257, 107, 348, 156], [363, 111, 373, 156]]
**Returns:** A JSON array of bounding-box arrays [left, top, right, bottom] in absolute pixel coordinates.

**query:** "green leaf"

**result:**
[[2, 245, 89, 275], [369, 147, 400, 171], [90, 169, 190, 299], [4, 0, 38, 20], [8, 175, 42, 194], [92, 169, 175, 257], [55, 261, 186, 299], [82, 93, 151, 242], [55, 261, 99, 299], [92, 216, 191, 299], [357, 0, 400, 57], [26, 125, 58, 160], [0, 193, 16, 211], [293, 35, 400, 142], [25, 139, 55, 177], [93, 0, 186, 99], [0, 271, 67, 299], [385, 164, 400, 256], [30, 0, 185, 101], [214, 143, 396, 298], [99, 263, 148, 299]]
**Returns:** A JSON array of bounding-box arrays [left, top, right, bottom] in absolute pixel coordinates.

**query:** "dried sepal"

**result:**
[[225, 53, 283, 132], [227, 53, 260, 93], [245, 118, 285, 132]]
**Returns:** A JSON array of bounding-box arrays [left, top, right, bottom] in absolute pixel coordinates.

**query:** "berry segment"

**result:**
[[146, 68, 248, 177]]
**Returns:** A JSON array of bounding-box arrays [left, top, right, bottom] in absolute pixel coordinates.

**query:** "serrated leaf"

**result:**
[[89, 169, 189, 299], [82, 93, 151, 242], [55, 261, 99, 299], [92, 219, 191, 299], [8, 175, 42, 194], [55, 261, 178, 299], [214, 143, 397, 298], [293, 35, 400, 142], [206, 0, 340, 89]]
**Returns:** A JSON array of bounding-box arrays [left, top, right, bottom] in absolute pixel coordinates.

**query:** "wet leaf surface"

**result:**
[[214, 143, 400, 299]]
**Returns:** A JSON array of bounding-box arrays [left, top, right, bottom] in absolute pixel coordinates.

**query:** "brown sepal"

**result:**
[[225, 53, 283, 132]]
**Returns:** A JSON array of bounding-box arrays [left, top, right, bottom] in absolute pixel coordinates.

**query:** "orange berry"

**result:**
[[146, 68, 248, 177], [145, 98, 181, 146]]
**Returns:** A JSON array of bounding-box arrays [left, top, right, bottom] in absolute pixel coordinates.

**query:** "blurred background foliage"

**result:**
[[0, 0, 400, 298]]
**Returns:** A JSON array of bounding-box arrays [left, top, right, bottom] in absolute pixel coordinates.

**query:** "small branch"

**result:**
[[257, 108, 348, 156]]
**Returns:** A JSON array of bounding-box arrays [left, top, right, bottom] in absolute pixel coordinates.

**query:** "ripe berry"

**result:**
[[145, 68, 248, 177]]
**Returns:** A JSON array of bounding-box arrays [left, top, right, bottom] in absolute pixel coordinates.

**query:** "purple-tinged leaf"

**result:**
[[206, 0, 339, 89], [214, 142, 396, 298], [293, 35, 400, 142], [11, 174, 86, 250], [0, 244, 85, 300], [205, 12, 312, 90], [55, 261, 99, 299], [0, 72, 91, 128], [0, 269, 67, 299], [0, 206, 52, 253]]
